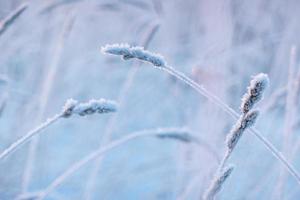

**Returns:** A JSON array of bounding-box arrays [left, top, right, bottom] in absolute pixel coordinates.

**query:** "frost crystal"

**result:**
[[62, 98, 117, 117], [203, 166, 234, 200], [101, 43, 167, 68], [226, 110, 259, 152], [241, 73, 269, 114]]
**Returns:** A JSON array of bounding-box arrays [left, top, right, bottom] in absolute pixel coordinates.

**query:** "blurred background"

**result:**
[[0, 0, 300, 199]]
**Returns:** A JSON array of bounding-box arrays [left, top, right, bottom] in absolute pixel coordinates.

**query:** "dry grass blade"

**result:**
[[0, 98, 116, 161], [203, 166, 234, 200]]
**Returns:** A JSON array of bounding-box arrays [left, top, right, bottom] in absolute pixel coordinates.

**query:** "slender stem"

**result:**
[[275, 46, 297, 198], [162, 65, 300, 185], [218, 151, 230, 171], [0, 113, 62, 160], [37, 129, 187, 200], [251, 127, 300, 183], [163, 66, 238, 119]]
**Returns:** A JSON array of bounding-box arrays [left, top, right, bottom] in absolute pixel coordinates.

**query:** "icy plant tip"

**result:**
[[62, 98, 118, 117], [241, 73, 269, 114], [101, 43, 167, 68]]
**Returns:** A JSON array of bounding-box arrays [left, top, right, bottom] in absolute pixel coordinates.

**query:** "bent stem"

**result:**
[[0, 113, 63, 160], [36, 128, 194, 200], [162, 65, 300, 185]]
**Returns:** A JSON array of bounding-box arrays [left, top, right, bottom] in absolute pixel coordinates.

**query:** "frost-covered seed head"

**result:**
[[226, 110, 259, 153], [203, 165, 234, 200], [101, 43, 167, 68], [62, 98, 117, 118], [241, 73, 269, 114]]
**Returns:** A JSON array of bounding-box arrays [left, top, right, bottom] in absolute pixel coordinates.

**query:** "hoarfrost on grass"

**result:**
[[241, 73, 269, 114], [0, 98, 117, 160], [101, 43, 167, 67], [203, 166, 234, 200], [62, 98, 117, 117], [102, 42, 300, 188], [226, 110, 260, 153], [35, 127, 197, 200]]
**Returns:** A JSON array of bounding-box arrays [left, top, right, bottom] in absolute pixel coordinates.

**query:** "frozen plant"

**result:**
[[102, 43, 300, 185], [241, 73, 269, 114], [62, 98, 117, 117], [203, 166, 234, 200], [226, 110, 259, 154], [82, 24, 162, 200], [35, 127, 197, 200], [101, 43, 167, 67], [0, 98, 117, 160], [204, 74, 266, 199]]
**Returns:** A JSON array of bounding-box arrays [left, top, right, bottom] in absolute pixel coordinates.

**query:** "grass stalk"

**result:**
[[101, 44, 300, 186], [36, 128, 197, 200], [0, 98, 116, 161]]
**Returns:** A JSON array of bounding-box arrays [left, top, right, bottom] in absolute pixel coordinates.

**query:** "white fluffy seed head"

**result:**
[[241, 73, 269, 114], [62, 98, 117, 118], [226, 110, 259, 153], [101, 43, 167, 68], [203, 165, 234, 200]]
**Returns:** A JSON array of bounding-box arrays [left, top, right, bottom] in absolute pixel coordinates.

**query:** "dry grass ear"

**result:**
[[62, 98, 117, 117], [226, 110, 259, 154], [241, 73, 269, 114], [203, 165, 234, 200], [101, 43, 167, 68], [101, 43, 300, 187], [204, 74, 266, 199], [0, 98, 117, 160]]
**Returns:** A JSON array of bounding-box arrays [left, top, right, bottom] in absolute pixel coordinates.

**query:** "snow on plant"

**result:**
[[226, 110, 259, 154], [62, 98, 117, 117], [101, 43, 167, 68], [0, 98, 117, 160], [204, 74, 266, 199], [101, 43, 300, 186], [241, 73, 269, 114], [34, 127, 198, 200], [203, 165, 234, 200]]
